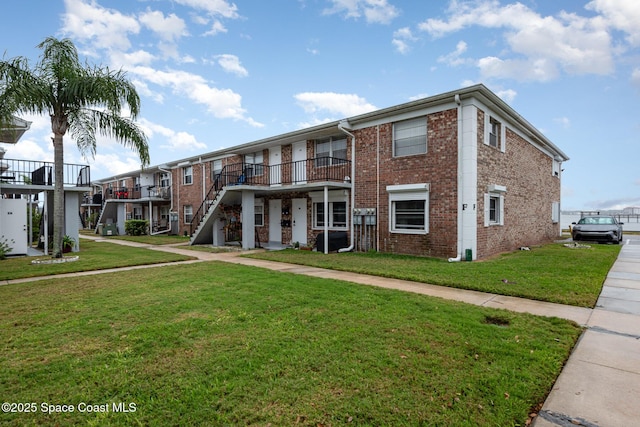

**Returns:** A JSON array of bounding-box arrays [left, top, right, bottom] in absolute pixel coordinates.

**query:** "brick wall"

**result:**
[[476, 109, 560, 257], [353, 108, 459, 258]]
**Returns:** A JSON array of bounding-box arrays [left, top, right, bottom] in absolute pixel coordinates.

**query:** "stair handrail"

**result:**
[[189, 163, 244, 236]]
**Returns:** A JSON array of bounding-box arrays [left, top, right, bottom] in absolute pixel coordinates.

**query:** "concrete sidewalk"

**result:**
[[5, 235, 640, 425], [532, 240, 640, 427]]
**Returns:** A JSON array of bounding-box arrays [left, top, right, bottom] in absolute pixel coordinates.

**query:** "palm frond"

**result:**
[[70, 109, 150, 166]]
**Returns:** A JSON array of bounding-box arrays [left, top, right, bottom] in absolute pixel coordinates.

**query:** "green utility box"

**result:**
[[102, 224, 117, 236], [465, 249, 473, 261]]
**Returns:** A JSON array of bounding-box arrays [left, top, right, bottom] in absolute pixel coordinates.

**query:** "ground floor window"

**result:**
[[133, 206, 142, 220], [484, 185, 506, 226], [387, 183, 430, 234], [392, 200, 426, 231], [313, 201, 347, 229], [309, 190, 348, 230], [255, 200, 264, 226], [184, 205, 193, 223]]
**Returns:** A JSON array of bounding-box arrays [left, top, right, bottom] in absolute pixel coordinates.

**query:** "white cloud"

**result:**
[[294, 92, 377, 117], [91, 153, 146, 176], [1, 138, 51, 163], [554, 117, 571, 129], [437, 40, 469, 66], [418, 0, 615, 82], [131, 66, 263, 127], [392, 27, 416, 54], [215, 54, 248, 77], [586, 0, 640, 46], [138, 118, 207, 152], [62, 0, 140, 51], [139, 9, 187, 42], [477, 56, 560, 82], [323, 0, 399, 24], [495, 88, 517, 103], [174, 0, 239, 19], [203, 20, 228, 36]]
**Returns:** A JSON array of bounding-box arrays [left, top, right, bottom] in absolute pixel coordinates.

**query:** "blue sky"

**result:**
[[1, 0, 639, 211]]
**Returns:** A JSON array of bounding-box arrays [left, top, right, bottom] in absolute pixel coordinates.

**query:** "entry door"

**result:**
[[0, 198, 28, 255], [291, 198, 307, 246], [292, 141, 307, 184], [269, 146, 281, 186], [268, 199, 282, 243]]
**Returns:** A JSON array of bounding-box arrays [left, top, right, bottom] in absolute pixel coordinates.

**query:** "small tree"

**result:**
[[0, 37, 150, 257]]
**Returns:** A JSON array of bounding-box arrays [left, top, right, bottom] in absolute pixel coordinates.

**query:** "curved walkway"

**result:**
[[4, 235, 639, 426]]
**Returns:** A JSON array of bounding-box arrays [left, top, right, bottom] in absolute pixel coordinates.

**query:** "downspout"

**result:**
[[449, 94, 464, 262], [338, 120, 356, 253], [150, 165, 173, 235]]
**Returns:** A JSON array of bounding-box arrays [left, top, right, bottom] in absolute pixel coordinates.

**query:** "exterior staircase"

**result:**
[[189, 187, 228, 245]]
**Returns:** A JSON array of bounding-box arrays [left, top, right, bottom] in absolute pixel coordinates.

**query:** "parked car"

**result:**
[[571, 216, 623, 244]]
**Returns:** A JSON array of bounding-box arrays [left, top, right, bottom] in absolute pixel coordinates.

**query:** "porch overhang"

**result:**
[[0, 116, 32, 144]]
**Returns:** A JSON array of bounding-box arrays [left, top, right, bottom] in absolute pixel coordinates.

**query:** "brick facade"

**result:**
[[93, 85, 566, 260]]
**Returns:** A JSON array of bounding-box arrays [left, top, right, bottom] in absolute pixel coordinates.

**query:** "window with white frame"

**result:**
[[310, 190, 348, 230], [484, 113, 506, 152], [387, 184, 430, 234], [134, 176, 140, 191], [484, 185, 506, 226], [133, 206, 142, 220], [315, 136, 347, 167], [184, 205, 193, 223], [393, 117, 427, 157], [552, 201, 560, 224], [212, 159, 223, 178], [552, 158, 561, 177], [255, 199, 264, 226], [160, 206, 169, 223], [244, 152, 264, 177], [183, 165, 193, 185], [160, 172, 170, 188]]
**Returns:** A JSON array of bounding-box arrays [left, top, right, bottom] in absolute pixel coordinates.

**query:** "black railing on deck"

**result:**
[[0, 158, 90, 186], [189, 158, 351, 236]]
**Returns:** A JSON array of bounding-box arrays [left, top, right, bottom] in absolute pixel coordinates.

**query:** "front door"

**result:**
[[291, 198, 307, 246], [292, 141, 307, 184], [268, 199, 282, 243], [269, 146, 281, 186]]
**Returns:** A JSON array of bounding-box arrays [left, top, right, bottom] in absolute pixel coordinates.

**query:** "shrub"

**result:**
[[125, 220, 149, 236], [0, 236, 15, 260]]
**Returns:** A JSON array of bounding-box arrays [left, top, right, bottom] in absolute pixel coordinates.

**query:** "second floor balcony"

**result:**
[[0, 157, 90, 188], [216, 157, 351, 189], [103, 185, 172, 201]]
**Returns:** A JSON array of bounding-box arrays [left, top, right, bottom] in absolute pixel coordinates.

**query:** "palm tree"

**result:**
[[0, 37, 149, 257]]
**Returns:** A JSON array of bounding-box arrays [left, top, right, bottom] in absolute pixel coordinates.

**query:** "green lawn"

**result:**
[[0, 239, 195, 281], [0, 262, 581, 426], [245, 243, 621, 307]]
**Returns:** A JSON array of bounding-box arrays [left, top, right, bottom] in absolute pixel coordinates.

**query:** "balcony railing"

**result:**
[[218, 158, 351, 187], [190, 158, 351, 236], [0, 158, 90, 186], [103, 185, 171, 201]]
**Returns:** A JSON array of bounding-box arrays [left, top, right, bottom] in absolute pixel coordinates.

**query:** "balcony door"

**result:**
[[292, 141, 307, 184], [269, 146, 281, 187]]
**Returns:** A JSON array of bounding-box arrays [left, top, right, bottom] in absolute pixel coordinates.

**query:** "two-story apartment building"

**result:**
[[92, 84, 568, 260]]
